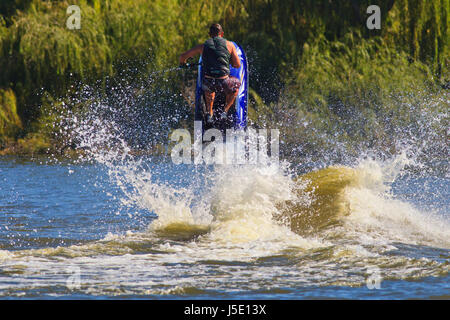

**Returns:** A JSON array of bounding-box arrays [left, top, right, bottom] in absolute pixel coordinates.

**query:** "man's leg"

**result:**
[[223, 76, 241, 113], [224, 90, 238, 113], [204, 90, 215, 116]]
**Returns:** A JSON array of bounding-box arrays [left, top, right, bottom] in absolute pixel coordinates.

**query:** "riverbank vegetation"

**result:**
[[0, 0, 448, 158]]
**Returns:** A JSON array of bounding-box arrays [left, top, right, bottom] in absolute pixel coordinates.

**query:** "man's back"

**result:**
[[202, 37, 232, 78]]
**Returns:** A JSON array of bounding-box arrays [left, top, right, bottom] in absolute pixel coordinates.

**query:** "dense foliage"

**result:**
[[0, 0, 448, 156]]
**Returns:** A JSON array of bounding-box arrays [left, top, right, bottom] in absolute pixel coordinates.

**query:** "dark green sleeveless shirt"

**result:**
[[202, 37, 231, 77]]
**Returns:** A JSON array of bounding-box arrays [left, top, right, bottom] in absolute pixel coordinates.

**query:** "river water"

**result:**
[[0, 153, 448, 299]]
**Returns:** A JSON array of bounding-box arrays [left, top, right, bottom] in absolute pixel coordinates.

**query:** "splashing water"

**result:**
[[0, 72, 448, 298]]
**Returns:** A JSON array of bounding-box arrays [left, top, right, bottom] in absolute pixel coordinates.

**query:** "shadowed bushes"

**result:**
[[0, 88, 22, 142]]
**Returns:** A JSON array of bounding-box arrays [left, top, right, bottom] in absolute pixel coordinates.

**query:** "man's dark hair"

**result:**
[[209, 23, 223, 37]]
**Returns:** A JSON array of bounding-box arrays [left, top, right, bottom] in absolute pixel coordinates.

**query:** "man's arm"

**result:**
[[228, 42, 241, 69], [179, 44, 203, 64]]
